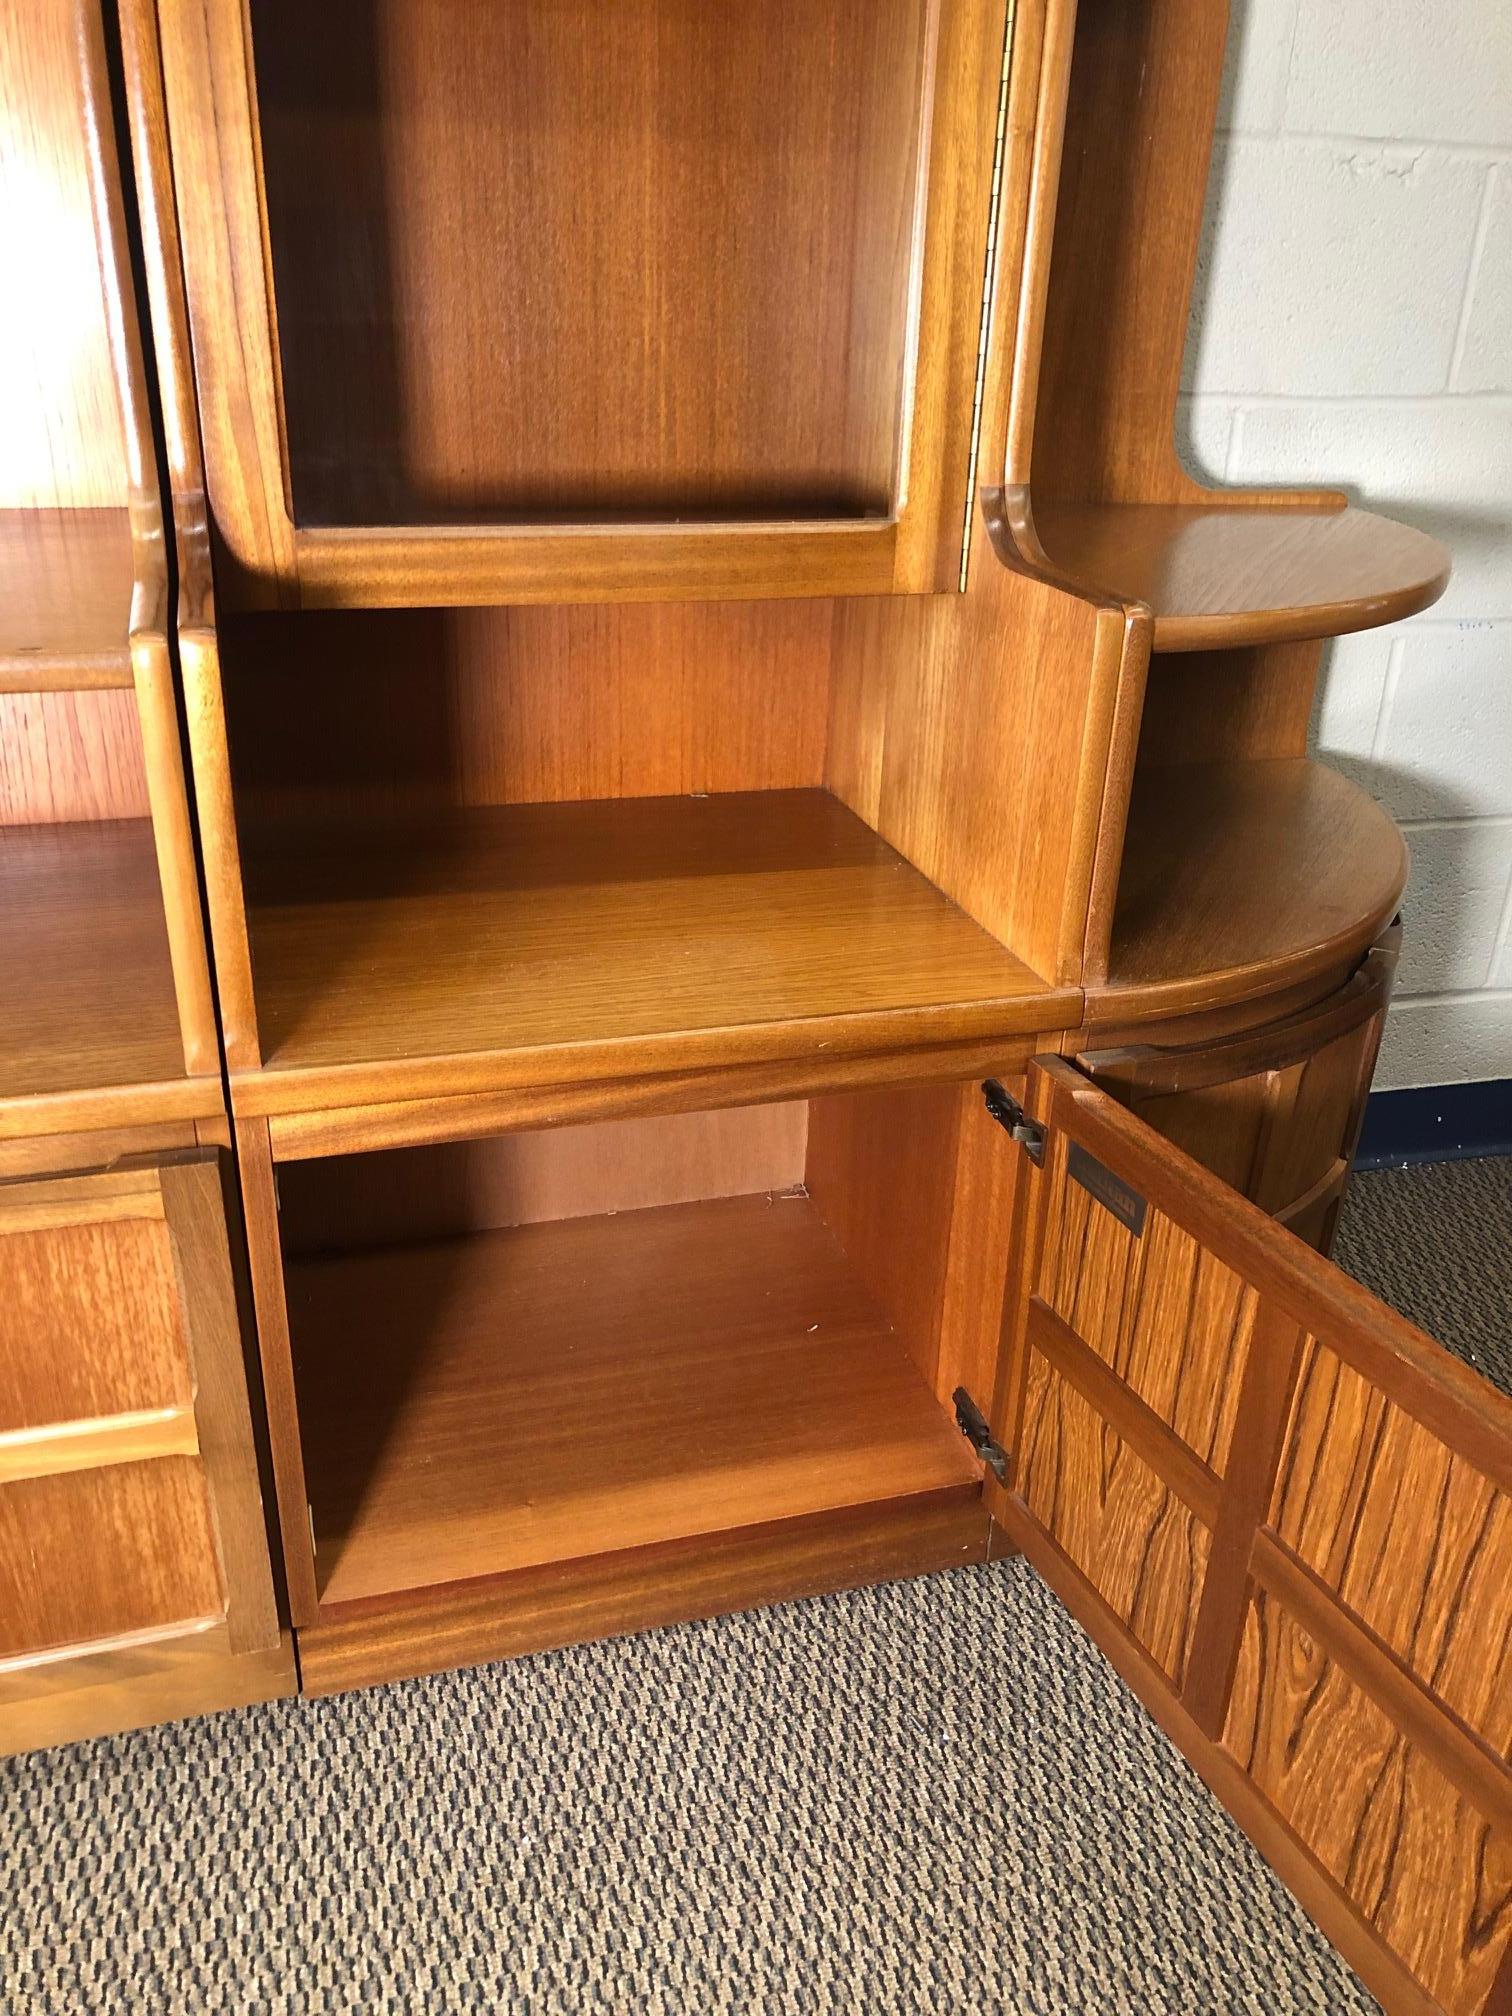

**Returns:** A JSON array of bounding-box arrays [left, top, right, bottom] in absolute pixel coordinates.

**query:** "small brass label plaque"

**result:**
[[1067, 1142, 1148, 1237]]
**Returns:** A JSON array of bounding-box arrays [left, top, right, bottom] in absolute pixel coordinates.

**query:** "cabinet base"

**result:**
[[297, 1489, 991, 1697]]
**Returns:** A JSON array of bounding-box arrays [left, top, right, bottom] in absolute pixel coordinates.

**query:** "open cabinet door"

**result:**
[[985, 1058, 1512, 2016]]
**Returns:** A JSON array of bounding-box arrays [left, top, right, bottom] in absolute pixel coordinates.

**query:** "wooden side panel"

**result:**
[[1030, 0, 1229, 505], [1018, 1351, 1210, 1685], [805, 1083, 964, 1395], [827, 540, 1138, 986], [1226, 1587, 1512, 2016], [0, 1460, 222, 1660], [1274, 1339, 1512, 1763]]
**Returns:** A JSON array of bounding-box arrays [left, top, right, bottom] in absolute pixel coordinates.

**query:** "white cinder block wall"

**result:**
[[1180, 0, 1512, 1089]]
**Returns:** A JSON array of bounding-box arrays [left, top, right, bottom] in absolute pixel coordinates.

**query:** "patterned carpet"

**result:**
[[3, 1158, 1507, 2015]]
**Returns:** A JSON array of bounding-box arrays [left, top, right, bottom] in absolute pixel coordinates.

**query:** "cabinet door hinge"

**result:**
[[953, 1387, 1009, 1483], [982, 1079, 1046, 1164]]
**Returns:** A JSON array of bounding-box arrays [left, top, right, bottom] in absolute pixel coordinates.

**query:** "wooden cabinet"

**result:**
[[985, 1059, 1512, 2015], [0, 0, 290, 1747], [0, 1155, 288, 1752]]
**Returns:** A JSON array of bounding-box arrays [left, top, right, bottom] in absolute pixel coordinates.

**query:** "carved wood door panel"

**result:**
[[986, 1057, 1512, 2016]]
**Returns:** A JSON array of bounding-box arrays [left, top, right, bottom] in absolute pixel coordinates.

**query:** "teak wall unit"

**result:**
[[0, 0, 293, 1750], [3, 0, 1507, 2010]]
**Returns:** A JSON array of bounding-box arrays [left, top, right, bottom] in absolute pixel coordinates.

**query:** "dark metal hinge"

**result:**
[[953, 1387, 1009, 1483], [982, 1079, 1046, 1164]]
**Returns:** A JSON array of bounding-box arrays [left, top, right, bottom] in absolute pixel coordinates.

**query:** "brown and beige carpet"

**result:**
[[2, 1155, 1507, 2014]]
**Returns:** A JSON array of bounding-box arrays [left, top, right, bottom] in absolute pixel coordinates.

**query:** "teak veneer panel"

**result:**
[[1274, 1337, 1512, 1764], [1097, 761, 1407, 1017], [0, 1458, 223, 1661], [1225, 1586, 1512, 2016], [0, 0, 130, 511], [219, 600, 833, 823], [0, 509, 135, 691], [251, 0, 926, 527], [1031, 504, 1451, 652], [0, 820, 200, 1117], [236, 790, 1065, 1114], [288, 1193, 982, 1609], [157, 0, 1008, 602]]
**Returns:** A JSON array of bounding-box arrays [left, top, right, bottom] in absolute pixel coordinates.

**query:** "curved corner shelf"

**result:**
[[1031, 502, 1449, 652], [0, 508, 136, 693], [1093, 759, 1408, 1020]]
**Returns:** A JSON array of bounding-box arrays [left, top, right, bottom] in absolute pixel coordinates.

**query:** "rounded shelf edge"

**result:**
[[1091, 759, 1410, 1024], [1031, 502, 1451, 653]]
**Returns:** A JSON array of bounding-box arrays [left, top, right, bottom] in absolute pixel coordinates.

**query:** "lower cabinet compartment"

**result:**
[[270, 1082, 1023, 1651]]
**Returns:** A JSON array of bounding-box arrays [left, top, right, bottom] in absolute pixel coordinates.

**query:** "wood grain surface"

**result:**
[[1034, 1134, 1251, 1473], [1273, 1337, 1512, 1763], [0, 820, 190, 1104], [1016, 1348, 1211, 1685], [236, 790, 1054, 1114], [0, 509, 135, 690], [288, 1192, 981, 1608], [0, 1631, 294, 1758], [158, 0, 1006, 602], [297, 1495, 989, 1698], [1032, 504, 1450, 651], [0, 0, 130, 508], [220, 600, 832, 822], [1097, 760, 1407, 1016], [0, 689, 149, 825], [0, 1209, 188, 1430], [252, 0, 924, 525], [0, 1458, 222, 1662], [1226, 1585, 1512, 2016]]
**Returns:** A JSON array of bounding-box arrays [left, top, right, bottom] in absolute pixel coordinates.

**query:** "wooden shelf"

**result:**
[[1031, 503, 1449, 652], [0, 510, 136, 692], [1097, 760, 1408, 1018], [0, 819, 211, 1131], [237, 789, 1066, 1117], [288, 1191, 981, 1610]]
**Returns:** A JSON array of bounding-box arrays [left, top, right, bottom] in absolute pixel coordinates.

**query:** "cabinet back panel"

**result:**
[[278, 1103, 809, 1256], [0, 691, 150, 825], [220, 602, 832, 818], [249, 0, 928, 526], [0, 0, 129, 508]]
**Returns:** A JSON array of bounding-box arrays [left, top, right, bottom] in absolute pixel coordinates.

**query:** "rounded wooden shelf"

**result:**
[[1093, 759, 1408, 1019], [1032, 502, 1450, 652]]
